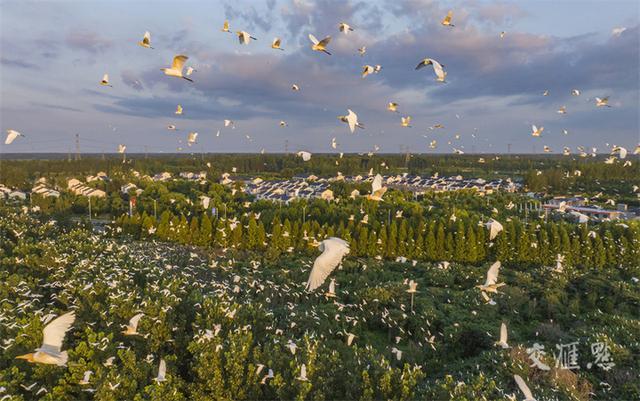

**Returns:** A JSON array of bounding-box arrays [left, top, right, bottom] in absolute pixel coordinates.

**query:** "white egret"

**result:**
[[221, 20, 232, 33], [441, 10, 454, 27], [271, 38, 284, 50], [5, 129, 24, 145], [387, 102, 398, 112], [122, 313, 144, 335], [138, 31, 153, 48], [531, 125, 544, 137], [309, 34, 331, 55], [338, 109, 363, 133], [476, 261, 505, 293], [16, 312, 75, 366], [338, 23, 354, 33], [237, 31, 257, 45], [415, 58, 446, 82], [485, 219, 503, 240], [100, 74, 112, 87], [175, 104, 183, 115], [401, 116, 412, 127], [154, 359, 167, 382], [161, 55, 192, 82], [514, 374, 536, 401], [495, 323, 509, 349], [595, 97, 610, 107], [367, 174, 387, 201], [305, 237, 350, 291], [297, 151, 312, 161]]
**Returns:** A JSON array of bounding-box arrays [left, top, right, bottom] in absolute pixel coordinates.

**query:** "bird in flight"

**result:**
[[161, 55, 193, 82], [271, 38, 284, 50], [221, 20, 232, 33], [5, 129, 24, 145], [338, 109, 363, 133], [531, 125, 544, 137], [237, 31, 257, 45], [15, 312, 75, 366], [416, 58, 446, 82], [339, 22, 354, 34], [595, 96, 611, 107], [309, 34, 332, 55], [306, 237, 350, 291], [100, 73, 112, 87], [122, 313, 144, 335], [138, 31, 153, 48], [441, 11, 455, 27], [367, 174, 387, 201], [401, 116, 412, 127], [387, 102, 398, 112]]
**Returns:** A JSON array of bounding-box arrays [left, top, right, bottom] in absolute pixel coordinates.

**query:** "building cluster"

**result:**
[[243, 174, 519, 203], [0, 185, 26, 200], [543, 196, 636, 222], [67, 179, 107, 198], [31, 178, 60, 198], [245, 178, 334, 203], [378, 174, 519, 195]]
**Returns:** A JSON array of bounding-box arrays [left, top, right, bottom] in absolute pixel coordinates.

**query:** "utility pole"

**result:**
[[507, 143, 512, 154], [88, 197, 92, 224], [284, 139, 289, 154], [75, 133, 81, 160], [153, 199, 157, 220]]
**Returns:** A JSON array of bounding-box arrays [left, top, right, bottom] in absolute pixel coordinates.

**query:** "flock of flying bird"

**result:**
[[4, 9, 635, 161]]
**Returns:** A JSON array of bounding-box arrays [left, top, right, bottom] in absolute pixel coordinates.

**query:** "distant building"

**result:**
[[153, 172, 172, 182], [32, 183, 60, 198], [67, 178, 107, 198]]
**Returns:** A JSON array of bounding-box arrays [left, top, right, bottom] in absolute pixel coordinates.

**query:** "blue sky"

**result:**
[[1, 0, 638, 154]]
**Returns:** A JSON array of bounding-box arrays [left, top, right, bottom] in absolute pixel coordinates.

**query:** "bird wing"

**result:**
[[346, 109, 357, 133], [531, 125, 537, 133], [372, 174, 383, 193], [500, 323, 507, 343], [306, 238, 350, 291], [514, 374, 534, 400], [172, 55, 188, 70], [102, 74, 109, 82], [223, 20, 229, 30], [308, 34, 319, 45], [143, 31, 151, 44], [318, 36, 331, 46], [273, 38, 280, 47], [485, 261, 501, 285], [129, 313, 144, 330], [415, 60, 427, 70], [158, 359, 166, 379], [41, 311, 75, 352], [5, 130, 20, 144], [431, 60, 445, 78]]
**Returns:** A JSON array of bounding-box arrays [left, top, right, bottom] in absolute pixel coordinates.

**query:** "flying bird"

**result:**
[[415, 58, 446, 82], [187, 132, 198, 146], [571, 89, 580, 96], [161, 55, 192, 82], [16, 312, 75, 366], [271, 38, 284, 50], [441, 10, 455, 27], [531, 125, 544, 137], [358, 46, 366, 56], [309, 34, 332, 55], [221, 20, 232, 33], [495, 323, 509, 349], [306, 237, 350, 291], [339, 23, 354, 33], [175, 104, 183, 115], [5, 129, 24, 145], [339, 109, 363, 133], [401, 116, 412, 127], [138, 31, 153, 48], [595, 97, 611, 107], [122, 313, 144, 335], [100, 74, 112, 87], [514, 374, 536, 401], [485, 219, 503, 240], [476, 261, 505, 293], [297, 151, 312, 161], [154, 359, 167, 382], [387, 102, 398, 112], [362, 65, 375, 78], [237, 31, 257, 45], [367, 174, 387, 201]]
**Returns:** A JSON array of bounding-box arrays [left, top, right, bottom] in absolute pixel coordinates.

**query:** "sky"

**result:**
[[0, 0, 638, 154]]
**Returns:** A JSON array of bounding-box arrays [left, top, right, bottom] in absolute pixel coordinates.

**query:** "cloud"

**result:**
[[0, 57, 39, 69], [121, 70, 144, 91], [65, 29, 112, 54]]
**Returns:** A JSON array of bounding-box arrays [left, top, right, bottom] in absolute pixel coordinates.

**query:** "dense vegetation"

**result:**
[[0, 206, 638, 400]]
